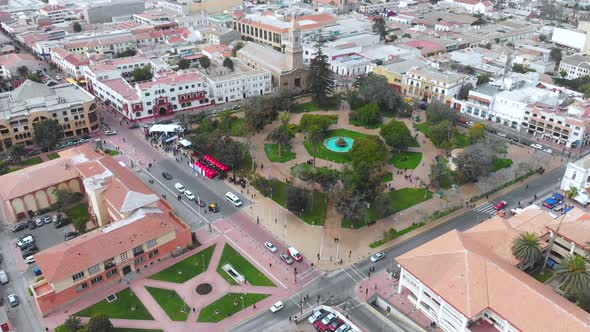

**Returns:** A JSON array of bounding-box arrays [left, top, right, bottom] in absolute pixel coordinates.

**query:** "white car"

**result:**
[[35, 218, 43, 227], [105, 130, 117, 136], [0, 270, 8, 284], [270, 301, 284, 313], [24, 256, 35, 264], [184, 190, 196, 201], [264, 241, 277, 253], [174, 183, 185, 193], [530, 143, 543, 150], [308, 309, 325, 324], [497, 132, 507, 138], [43, 216, 51, 224], [7, 294, 18, 307], [543, 148, 552, 154], [370, 252, 385, 263], [55, 75, 62, 80]]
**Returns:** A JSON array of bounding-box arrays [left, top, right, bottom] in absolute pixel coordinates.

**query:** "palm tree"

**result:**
[[542, 185, 580, 271], [555, 254, 590, 295], [512, 232, 543, 270], [64, 315, 82, 331], [307, 125, 325, 168]]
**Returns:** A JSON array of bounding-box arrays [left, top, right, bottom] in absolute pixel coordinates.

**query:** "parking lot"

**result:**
[[13, 213, 76, 261]]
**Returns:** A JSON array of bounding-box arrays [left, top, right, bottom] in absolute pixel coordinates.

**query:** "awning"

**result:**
[[149, 124, 182, 134], [179, 139, 192, 147], [164, 135, 178, 143]]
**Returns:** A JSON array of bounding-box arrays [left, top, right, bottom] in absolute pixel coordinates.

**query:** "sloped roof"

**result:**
[[11, 80, 54, 102], [397, 209, 590, 332]]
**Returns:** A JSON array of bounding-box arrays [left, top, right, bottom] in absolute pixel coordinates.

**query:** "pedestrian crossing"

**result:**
[[473, 202, 500, 216]]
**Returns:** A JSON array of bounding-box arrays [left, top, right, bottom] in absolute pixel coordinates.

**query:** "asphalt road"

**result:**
[[231, 165, 566, 332]]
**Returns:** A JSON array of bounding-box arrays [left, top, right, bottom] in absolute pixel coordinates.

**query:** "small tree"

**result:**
[[87, 314, 113, 332], [467, 123, 486, 143], [286, 186, 307, 214], [72, 22, 82, 33], [457, 83, 474, 100], [223, 57, 234, 72], [199, 55, 211, 72], [402, 33, 411, 38], [17, 65, 29, 78], [34, 119, 63, 151], [278, 111, 290, 126], [27, 73, 41, 83], [132, 65, 152, 81], [372, 17, 387, 40], [8, 144, 26, 163], [52, 189, 76, 212], [177, 59, 190, 70], [64, 316, 82, 332], [267, 124, 293, 158], [560, 69, 568, 78], [512, 232, 542, 270], [550, 47, 562, 64], [307, 125, 325, 168], [380, 120, 414, 152], [477, 74, 491, 86]]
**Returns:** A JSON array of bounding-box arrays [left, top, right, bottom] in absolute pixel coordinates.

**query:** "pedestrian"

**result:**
[[253, 304, 256, 309], [289, 316, 292, 322], [270, 263, 272, 268], [192, 307, 196, 312]]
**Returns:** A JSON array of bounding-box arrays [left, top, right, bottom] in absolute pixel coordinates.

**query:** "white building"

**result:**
[[561, 154, 590, 205], [39, 5, 68, 24], [551, 27, 587, 51], [203, 61, 272, 104], [559, 54, 590, 79], [445, 0, 494, 14], [330, 54, 371, 77]]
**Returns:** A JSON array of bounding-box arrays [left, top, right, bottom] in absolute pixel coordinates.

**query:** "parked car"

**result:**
[[174, 183, 185, 193], [280, 253, 293, 265], [19, 242, 37, 252], [494, 200, 507, 210], [128, 123, 140, 129], [105, 130, 117, 136], [22, 247, 39, 259], [497, 132, 507, 138], [17, 235, 34, 247], [553, 205, 565, 213], [530, 143, 543, 150], [64, 231, 79, 241], [0, 270, 8, 284], [52, 215, 60, 223], [336, 323, 350, 332], [54, 218, 70, 229], [370, 252, 385, 263], [269, 301, 284, 313], [308, 309, 327, 324], [7, 294, 18, 307], [43, 216, 51, 224], [161, 171, 173, 180], [208, 203, 219, 213], [328, 318, 345, 332], [12, 223, 27, 232], [264, 241, 277, 253], [314, 313, 337, 331], [24, 256, 35, 264], [184, 190, 196, 201], [35, 218, 44, 227], [288, 247, 303, 262], [543, 148, 552, 154], [231, 105, 241, 110]]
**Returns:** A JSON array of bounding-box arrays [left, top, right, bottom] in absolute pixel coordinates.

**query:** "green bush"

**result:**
[[369, 222, 425, 248], [299, 114, 337, 132]]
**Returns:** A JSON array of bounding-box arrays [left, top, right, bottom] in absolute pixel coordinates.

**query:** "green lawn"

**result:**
[[230, 118, 246, 137], [382, 172, 393, 183], [264, 144, 296, 163], [67, 204, 90, 225], [293, 98, 338, 113], [216, 244, 276, 287], [76, 288, 153, 320], [342, 188, 433, 229], [349, 116, 382, 129], [19, 157, 43, 166], [268, 179, 327, 226], [149, 245, 215, 283], [493, 158, 513, 172], [415, 122, 468, 148], [304, 129, 373, 163], [145, 287, 189, 321], [530, 269, 554, 283], [300, 114, 338, 126], [105, 149, 120, 156], [47, 152, 60, 160], [197, 293, 270, 322], [390, 152, 423, 169]]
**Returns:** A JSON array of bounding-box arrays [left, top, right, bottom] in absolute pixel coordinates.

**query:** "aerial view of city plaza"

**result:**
[[0, 0, 589, 331]]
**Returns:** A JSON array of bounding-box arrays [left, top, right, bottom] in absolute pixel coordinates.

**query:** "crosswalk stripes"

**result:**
[[473, 202, 499, 216]]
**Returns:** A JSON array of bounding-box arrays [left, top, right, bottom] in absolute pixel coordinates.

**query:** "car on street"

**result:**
[[17, 235, 34, 247], [174, 183, 185, 193], [231, 105, 241, 110], [264, 242, 277, 253], [196, 199, 206, 207], [314, 313, 337, 331], [65, 231, 79, 241], [208, 203, 219, 213], [270, 301, 284, 313], [543, 148, 552, 154], [35, 218, 44, 227], [24, 256, 35, 264], [12, 223, 27, 232], [336, 323, 350, 332], [184, 190, 196, 201], [328, 318, 344, 331], [288, 247, 303, 262], [55, 75, 62, 80], [308, 309, 327, 324], [44, 216, 51, 224], [530, 143, 543, 150], [105, 130, 117, 136], [466, 121, 475, 127], [162, 171, 173, 180], [280, 253, 293, 265], [0, 270, 8, 284], [22, 247, 38, 259], [128, 123, 140, 129], [494, 200, 507, 210], [370, 252, 385, 263], [497, 132, 507, 138], [7, 294, 18, 307]]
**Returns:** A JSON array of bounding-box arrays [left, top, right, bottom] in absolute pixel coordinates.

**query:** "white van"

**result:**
[[17, 235, 34, 247], [225, 192, 242, 207], [174, 183, 185, 193]]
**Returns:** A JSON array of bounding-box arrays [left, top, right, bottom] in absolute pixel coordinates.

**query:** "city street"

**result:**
[[231, 165, 566, 332]]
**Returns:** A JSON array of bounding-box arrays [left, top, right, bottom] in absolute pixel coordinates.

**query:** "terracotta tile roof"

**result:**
[[546, 208, 590, 249], [35, 205, 181, 283], [397, 208, 590, 332]]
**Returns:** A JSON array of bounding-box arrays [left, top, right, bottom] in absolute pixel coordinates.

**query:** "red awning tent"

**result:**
[[193, 161, 217, 179], [203, 154, 230, 172]]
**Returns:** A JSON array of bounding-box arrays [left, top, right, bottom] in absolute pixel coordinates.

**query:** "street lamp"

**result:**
[[241, 294, 245, 311]]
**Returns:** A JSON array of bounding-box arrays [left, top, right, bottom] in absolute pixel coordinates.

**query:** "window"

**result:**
[[146, 102, 152, 106], [62, 111, 68, 115], [149, 249, 160, 258], [76, 283, 88, 292], [170, 88, 175, 92], [88, 264, 100, 275], [72, 271, 85, 281], [120, 252, 129, 262], [91, 276, 103, 285], [107, 269, 118, 278], [145, 92, 150, 97], [135, 256, 145, 265], [146, 239, 157, 249]]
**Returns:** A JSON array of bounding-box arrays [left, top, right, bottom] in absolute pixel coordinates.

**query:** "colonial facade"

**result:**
[[402, 68, 476, 105]]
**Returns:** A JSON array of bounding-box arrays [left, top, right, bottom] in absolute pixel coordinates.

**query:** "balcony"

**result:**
[[103, 259, 116, 270], [133, 249, 144, 257]]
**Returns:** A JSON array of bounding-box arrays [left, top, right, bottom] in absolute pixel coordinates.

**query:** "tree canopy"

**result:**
[[33, 119, 63, 151], [380, 120, 414, 152], [350, 136, 387, 169], [356, 74, 406, 116], [309, 40, 335, 106], [286, 186, 307, 213], [132, 65, 152, 81], [177, 58, 190, 70], [467, 123, 486, 143], [457, 83, 474, 100], [87, 314, 113, 332], [372, 17, 387, 40], [199, 55, 211, 71], [426, 102, 459, 125], [350, 103, 381, 128], [266, 124, 293, 157], [455, 144, 494, 183], [223, 57, 234, 71], [72, 21, 82, 32]]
